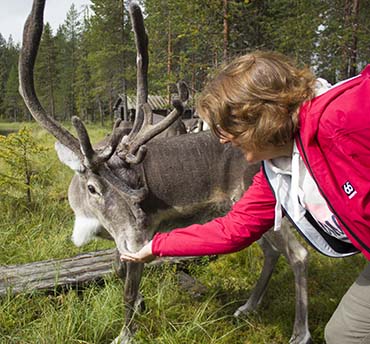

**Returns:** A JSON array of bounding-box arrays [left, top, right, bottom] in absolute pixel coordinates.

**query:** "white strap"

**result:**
[[274, 174, 282, 231], [291, 144, 306, 222]]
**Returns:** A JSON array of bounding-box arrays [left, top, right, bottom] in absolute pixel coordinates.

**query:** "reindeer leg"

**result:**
[[114, 253, 146, 314], [268, 223, 312, 344], [234, 236, 280, 317], [114, 249, 127, 279], [112, 262, 144, 344]]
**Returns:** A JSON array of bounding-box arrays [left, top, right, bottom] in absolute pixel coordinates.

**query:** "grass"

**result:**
[[0, 122, 366, 343], [0, 121, 115, 265]]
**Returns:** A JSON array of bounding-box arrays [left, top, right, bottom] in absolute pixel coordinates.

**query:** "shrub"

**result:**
[[0, 127, 50, 205]]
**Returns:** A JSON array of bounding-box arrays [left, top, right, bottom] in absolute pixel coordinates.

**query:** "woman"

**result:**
[[121, 51, 370, 344]]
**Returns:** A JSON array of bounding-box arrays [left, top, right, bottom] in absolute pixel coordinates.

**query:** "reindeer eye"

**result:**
[[87, 185, 97, 194]]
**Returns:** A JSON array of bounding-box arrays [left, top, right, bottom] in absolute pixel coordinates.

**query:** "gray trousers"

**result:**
[[325, 263, 370, 344]]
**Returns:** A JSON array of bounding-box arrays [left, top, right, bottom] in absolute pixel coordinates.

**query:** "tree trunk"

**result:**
[[341, 0, 360, 78], [47, 48, 56, 118], [223, 0, 229, 62], [109, 83, 114, 124], [120, 0, 128, 121], [213, 49, 218, 68], [123, 81, 128, 121], [191, 52, 196, 101], [167, 16, 172, 105], [341, 0, 351, 78], [98, 98, 104, 127], [349, 0, 360, 77]]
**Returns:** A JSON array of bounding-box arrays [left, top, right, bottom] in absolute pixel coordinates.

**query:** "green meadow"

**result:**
[[0, 122, 365, 344]]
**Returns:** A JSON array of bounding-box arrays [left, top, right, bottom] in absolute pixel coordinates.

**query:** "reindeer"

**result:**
[[19, 1, 311, 343], [184, 113, 210, 133]]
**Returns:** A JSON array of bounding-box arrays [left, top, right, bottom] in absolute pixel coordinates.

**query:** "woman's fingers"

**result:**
[[120, 241, 155, 263], [120, 253, 155, 263]]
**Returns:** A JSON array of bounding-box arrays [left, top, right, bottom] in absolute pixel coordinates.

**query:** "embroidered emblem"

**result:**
[[342, 181, 357, 199]]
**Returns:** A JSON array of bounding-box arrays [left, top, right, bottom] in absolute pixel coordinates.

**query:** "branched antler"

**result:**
[[20, 0, 186, 179], [19, 0, 126, 170], [72, 117, 124, 169], [117, 2, 183, 164], [129, 98, 184, 155], [117, 88, 186, 164], [115, 2, 189, 165], [126, 2, 149, 142], [19, 0, 82, 159], [177, 80, 190, 103]]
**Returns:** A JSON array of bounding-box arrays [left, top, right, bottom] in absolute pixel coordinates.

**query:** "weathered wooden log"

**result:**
[[0, 249, 212, 297], [0, 249, 117, 296]]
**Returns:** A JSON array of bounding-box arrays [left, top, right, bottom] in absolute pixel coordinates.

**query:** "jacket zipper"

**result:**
[[297, 133, 370, 254]]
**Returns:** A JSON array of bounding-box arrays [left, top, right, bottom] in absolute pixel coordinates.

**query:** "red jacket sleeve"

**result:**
[[152, 168, 276, 256]]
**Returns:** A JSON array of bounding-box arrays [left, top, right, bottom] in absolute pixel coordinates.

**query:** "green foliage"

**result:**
[[0, 33, 7, 113], [1, 0, 370, 122], [53, 4, 82, 121], [83, 0, 136, 123], [0, 127, 49, 205], [0, 36, 22, 120], [35, 23, 57, 118], [75, 16, 95, 122], [2, 65, 23, 122]]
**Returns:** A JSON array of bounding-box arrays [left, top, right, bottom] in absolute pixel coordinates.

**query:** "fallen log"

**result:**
[[0, 249, 212, 297], [0, 249, 117, 296]]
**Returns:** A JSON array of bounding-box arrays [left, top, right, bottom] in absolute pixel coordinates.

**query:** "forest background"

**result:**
[[0, 0, 369, 124]]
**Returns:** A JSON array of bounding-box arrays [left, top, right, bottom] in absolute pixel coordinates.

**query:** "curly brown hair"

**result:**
[[196, 51, 316, 150]]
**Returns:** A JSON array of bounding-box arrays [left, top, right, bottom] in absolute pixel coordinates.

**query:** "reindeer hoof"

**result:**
[[111, 330, 133, 344], [233, 301, 258, 317], [135, 293, 146, 313], [289, 333, 313, 344]]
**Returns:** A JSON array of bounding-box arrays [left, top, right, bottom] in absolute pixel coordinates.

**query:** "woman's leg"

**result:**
[[325, 263, 370, 344]]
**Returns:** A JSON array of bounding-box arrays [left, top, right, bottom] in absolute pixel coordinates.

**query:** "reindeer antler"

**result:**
[[123, 97, 184, 163], [19, 0, 185, 171], [177, 80, 190, 103], [19, 0, 125, 170], [72, 117, 124, 169], [19, 0, 82, 159], [125, 2, 149, 142], [117, 3, 188, 165]]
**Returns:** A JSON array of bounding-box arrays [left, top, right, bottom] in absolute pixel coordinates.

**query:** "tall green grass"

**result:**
[[0, 122, 115, 265], [0, 122, 366, 343]]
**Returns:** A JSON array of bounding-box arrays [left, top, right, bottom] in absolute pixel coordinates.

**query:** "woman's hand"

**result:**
[[120, 241, 155, 263]]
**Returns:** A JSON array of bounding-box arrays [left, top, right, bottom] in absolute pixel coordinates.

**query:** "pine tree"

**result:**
[[0, 33, 7, 115], [35, 23, 57, 118], [0, 128, 48, 205], [55, 4, 82, 121], [86, 0, 135, 124], [144, 0, 224, 95], [75, 11, 95, 122], [0, 35, 20, 120], [3, 65, 22, 122]]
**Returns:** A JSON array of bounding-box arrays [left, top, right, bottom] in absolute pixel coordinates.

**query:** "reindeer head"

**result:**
[[19, 0, 187, 255]]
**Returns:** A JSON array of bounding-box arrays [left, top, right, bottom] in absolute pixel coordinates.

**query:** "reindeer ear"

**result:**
[[55, 141, 85, 172]]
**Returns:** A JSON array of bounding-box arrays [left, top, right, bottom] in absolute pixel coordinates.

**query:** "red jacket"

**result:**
[[152, 66, 370, 259]]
